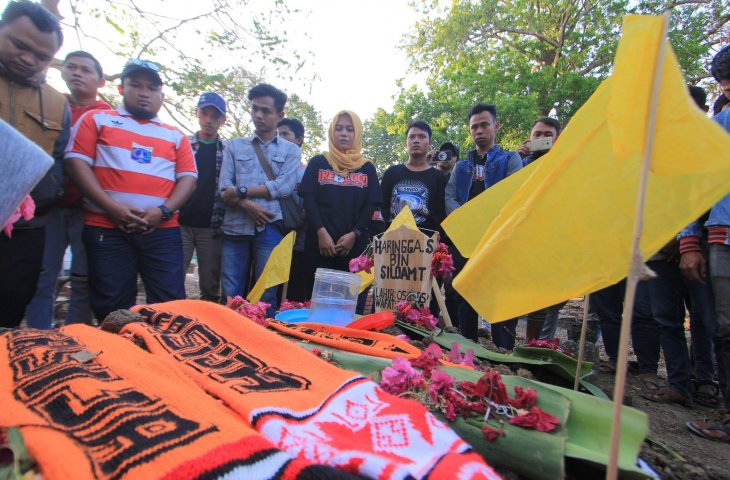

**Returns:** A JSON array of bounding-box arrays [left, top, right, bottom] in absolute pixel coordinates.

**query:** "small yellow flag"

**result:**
[[357, 206, 419, 292], [247, 231, 296, 303], [453, 15, 730, 323]]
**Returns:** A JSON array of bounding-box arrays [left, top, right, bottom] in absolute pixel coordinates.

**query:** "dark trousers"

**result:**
[[458, 298, 517, 350], [685, 278, 722, 388], [590, 280, 626, 362], [647, 260, 692, 395], [287, 249, 309, 302], [82, 226, 186, 321], [0, 228, 45, 328], [632, 281, 661, 373]]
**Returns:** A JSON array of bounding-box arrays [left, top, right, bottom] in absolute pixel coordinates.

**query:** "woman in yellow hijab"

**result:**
[[298, 110, 382, 295]]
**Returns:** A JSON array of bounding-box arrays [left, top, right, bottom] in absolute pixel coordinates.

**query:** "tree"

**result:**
[[49, 0, 324, 138], [363, 0, 728, 166]]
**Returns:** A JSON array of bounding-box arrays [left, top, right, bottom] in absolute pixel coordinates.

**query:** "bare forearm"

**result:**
[[164, 176, 197, 211]]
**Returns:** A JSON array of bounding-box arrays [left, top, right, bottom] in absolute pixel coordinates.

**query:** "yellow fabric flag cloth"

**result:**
[[357, 205, 419, 292], [442, 160, 539, 258], [247, 231, 295, 303], [454, 15, 730, 323]]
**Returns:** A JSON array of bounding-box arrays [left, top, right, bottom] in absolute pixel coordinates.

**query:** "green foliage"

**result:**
[[364, 0, 728, 167], [286, 94, 326, 160], [59, 0, 324, 139]]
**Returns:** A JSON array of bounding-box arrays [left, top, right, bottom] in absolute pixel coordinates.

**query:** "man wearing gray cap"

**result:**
[[65, 58, 197, 320], [179, 92, 227, 302]]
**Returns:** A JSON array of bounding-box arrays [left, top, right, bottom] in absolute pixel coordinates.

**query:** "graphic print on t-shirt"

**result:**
[[317, 169, 369, 188], [391, 179, 430, 224], [472, 164, 485, 181]]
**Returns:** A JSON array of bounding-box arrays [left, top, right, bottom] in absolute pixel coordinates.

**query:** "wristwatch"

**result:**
[[237, 185, 248, 198], [352, 227, 362, 238], [158, 204, 174, 222]]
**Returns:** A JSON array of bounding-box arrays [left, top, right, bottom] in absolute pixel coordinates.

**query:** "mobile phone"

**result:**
[[527, 137, 553, 152]]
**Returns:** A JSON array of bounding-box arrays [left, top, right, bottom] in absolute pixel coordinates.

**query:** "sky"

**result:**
[[0, 0, 426, 128], [280, 0, 426, 122]]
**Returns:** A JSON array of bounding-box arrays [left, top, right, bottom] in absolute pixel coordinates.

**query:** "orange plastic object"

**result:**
[[345, 311, 395, 331]]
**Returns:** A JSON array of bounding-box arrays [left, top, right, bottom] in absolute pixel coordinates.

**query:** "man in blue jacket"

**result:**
[[445, 103, 522, 349], [683, 45, 730, 442]]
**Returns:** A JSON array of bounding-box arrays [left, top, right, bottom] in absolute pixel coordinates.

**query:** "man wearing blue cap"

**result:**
[[179, 93, 227, 302]]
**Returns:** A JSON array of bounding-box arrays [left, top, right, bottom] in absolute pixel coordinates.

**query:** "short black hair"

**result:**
[[439, 141, 459, 159], [277, 118, 304, 139], [0, 1, 62, 47], [467, 103, 497, 123], [64, 51, 103, 79], [532, 117, 561, 135], [406, 119, 432, 139], [713, 94, 729, 116], [711, 45, 730, 83], [687, 85, 707, 109], [248, 83, 287, 113]]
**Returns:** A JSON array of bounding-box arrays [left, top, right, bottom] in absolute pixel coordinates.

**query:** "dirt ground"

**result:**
[[544, 300, 730, 480], [53, 276, 729, 479]]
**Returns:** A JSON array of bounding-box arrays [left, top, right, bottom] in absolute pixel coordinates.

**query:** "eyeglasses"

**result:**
[[124, 58, 160, 72]]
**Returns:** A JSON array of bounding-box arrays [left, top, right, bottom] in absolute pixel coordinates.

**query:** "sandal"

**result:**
[[641, 387, 693, 408], [692, 380, 720, 408], [599, 359, 616, 374], [686, 418, 730, 443], [638, 373, 662, 392]]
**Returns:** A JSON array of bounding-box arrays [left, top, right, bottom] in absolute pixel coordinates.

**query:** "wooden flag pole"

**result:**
[[281, 281, 289, 303], [432, 277, 453, 327], [573, 294, 590, 391], [606, 13, 670, 480]]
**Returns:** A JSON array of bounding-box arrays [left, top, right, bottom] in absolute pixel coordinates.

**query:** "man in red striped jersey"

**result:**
[[65, 59, 197, 321]]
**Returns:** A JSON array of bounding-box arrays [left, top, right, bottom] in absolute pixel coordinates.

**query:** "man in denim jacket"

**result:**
[[445, 103, 522, 349], [218, 84, 301, 311], [683, 45, 730, 442], [445, 103, 522, 215]]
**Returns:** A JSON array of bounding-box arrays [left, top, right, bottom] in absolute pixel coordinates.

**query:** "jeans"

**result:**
[[0, 228, 45, 328], [220, 224, 283, 312], [458, 299, 517, 350], [525, 302, 567, 340], [181, 225, 222, 302], [643, 260, 692, 396], [709, 243, 730, 407], [82, 226, 186, 321], [632, 280, 661, 374], [685, 276, 723, 390], [26, 207, 93, 328], [590, 280, 626, 362]]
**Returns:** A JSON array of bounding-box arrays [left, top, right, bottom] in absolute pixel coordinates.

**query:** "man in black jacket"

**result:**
[[0, 1, 70, 328]]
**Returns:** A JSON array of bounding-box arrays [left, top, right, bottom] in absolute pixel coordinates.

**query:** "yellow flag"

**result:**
[[357, 206, 419, 292], [247, 231, 296, 303], [442, 160, 539, 258], [454, 15, 730, 323]]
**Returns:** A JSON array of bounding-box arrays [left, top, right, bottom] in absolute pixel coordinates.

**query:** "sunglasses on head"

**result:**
[[125, 58, 160, 72]]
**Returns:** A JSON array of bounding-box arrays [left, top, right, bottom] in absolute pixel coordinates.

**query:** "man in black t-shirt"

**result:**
[[179, 92, 227, 302], [380, 120, 447, 235]]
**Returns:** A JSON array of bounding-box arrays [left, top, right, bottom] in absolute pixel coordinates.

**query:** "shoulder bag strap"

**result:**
[[252, 140, 275, 181]]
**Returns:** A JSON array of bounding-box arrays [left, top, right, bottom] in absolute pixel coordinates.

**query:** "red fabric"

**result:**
[[59, 99, 113, 208]]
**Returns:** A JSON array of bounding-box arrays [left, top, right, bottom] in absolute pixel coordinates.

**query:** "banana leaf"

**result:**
[[297, 343, 649, 479], [396, 321, 593, 384], [442, 366, 570, 480], [534, 382, 649, 479]]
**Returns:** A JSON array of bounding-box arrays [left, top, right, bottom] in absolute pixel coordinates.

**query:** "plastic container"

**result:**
[[307, 268, 361, 326]]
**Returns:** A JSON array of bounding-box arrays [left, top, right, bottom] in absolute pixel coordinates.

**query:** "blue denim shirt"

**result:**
[[678, 109, 730, 244], [445, 146, 522, 214], [219, 134, 301, 235]]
